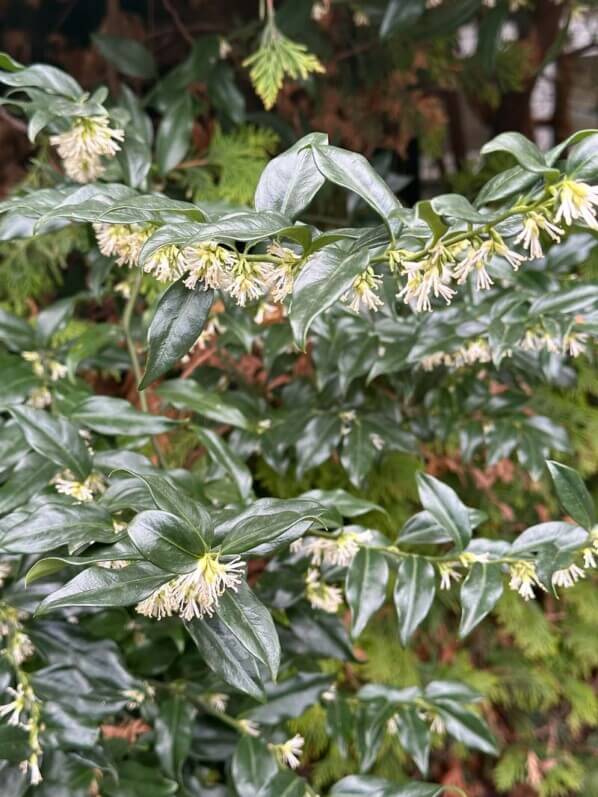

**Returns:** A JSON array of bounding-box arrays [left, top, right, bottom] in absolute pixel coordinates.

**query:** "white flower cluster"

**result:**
[[305, 568, 343, 613], [342, 267, 384, 313], [52, 470, 105, 503], [292, 529, 367, 568], [270, 734, 305, 769], [94, 224, 304, 307], [50, 116, 124, 183], [420, 339, 493, 372], [508, 560, 546, 601], [390, 179, 598, 313], [136, 553, 244, 621]]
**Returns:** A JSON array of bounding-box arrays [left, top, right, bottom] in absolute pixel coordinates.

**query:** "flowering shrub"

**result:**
[[0, 51, 596, 796]]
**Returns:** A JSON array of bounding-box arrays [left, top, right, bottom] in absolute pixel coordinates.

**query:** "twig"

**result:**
[[162, 0, 194, 46]]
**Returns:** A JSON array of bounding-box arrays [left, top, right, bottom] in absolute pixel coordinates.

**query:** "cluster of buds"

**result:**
[[438, 552, 490, 591], [420, 339, 493, 372], [1, 604, 34, 666], [50, 115, 124, 183], [135, 552, 244, 621], [521, 327, 589, 359]]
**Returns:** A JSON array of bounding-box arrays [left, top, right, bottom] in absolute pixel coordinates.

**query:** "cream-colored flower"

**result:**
[[552, 563, 585, 589], [206, 693, 229, 713], [50, 116, 124, 183], [135, 581, 176, 621], [27, 386, 52, 408], [553, 179, 598, 229], [238, 718, 260, 736], [438, 561, 462, 590], [136, 554, 244, 622], [508, 560, 545, 600], [53, 470, 104, 503], [563, 331, 588, 358], [0, 684, 28, 726], [305, 569, 343, 613], [183, 241, 233, 291], [398, 245, 456, 312], [343, 267, 384, 313], [272, 734, 304, 769], [514, 211, 564, 260], [227, 256, 270, 306], [303, 530, 365, 568], [143, 245, 187, 282]]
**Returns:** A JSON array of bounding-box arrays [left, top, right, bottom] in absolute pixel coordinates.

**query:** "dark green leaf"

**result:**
[[546, 460, 596, 530], [9, 405, 92, 480], [393, 557, 435, 645], [346, 548, 388, 638], [156, 94, 194, 175], [128, 509, 208, 571], [71, 395, 176, 436], [36, 562, 171, 614], [459, 563, 504, 638], [416, 473, 471, 551], [140, 281, 214, 389], [92, 34, 156, 79], [1, 504, 116, 553], [157, 379, 249, 430], [290, 245, 368, 349]]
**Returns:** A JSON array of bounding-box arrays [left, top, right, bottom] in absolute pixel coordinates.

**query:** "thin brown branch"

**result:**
[[162, 0, 194, 46]]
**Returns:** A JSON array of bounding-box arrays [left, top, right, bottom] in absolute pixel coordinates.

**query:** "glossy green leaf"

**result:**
[[290, 245, 368, 349], [154, 697, 195, 780], [36, 562, 172, 615], [396, 706, 430, 776], [232, 737, 278, 797], [346, 548, 389, 638], [481, 132, 558, 176], [194, 427, 253, 502], [92, 34, 156, 79], [140, 281, 214, 389], [157, 378, 249, 430], [156, 94, 194, 175], [9, 405, 92, 480], [70, 395, 177, 436], [254, 133, 327, 218], [128, 509, 207, 571], [459, 562, 504, 638], [1, 504, 116, 554], [546, 460, 596, 530], [393, 557, 435, 645], [312, 144, 401, 219], [185, 615, 265, 699], [219, 498, 323, 555], [416, 473, 471, 551]]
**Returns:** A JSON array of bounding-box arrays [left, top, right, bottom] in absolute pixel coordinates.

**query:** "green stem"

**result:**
[[122, 269, 167, 468]]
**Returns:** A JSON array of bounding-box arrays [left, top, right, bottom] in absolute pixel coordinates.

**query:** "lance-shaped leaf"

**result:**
[[546, 460, 596, 530], [195, 427, 253, 502], [433, 701, 498, 756], [481, 132, 558, 176], [416, 473, 471, 551], [254, 132, 328, 218], [331, 776, 443, 796], [154, 697, 195, 780], [140, 281, 214, 389], [346, 548, 388, 638], [128, 509, 208, 572], [216, 582, 280, 680], [0, 453, 58, 515], [247, 672, 333, 724], [70, 395, 177, 436], [116, 468, 213, 542], [185, 615, 266, 700], [312, 144, 401, 219], [290, 245, 368, 349], [232, 737, 278, 797], [459, 562, 504, 638], [396, 705, 431, 776], [9, 405, 92, 480], [36, 562, 172, 615], [219, 498, 323, 556], [1, 504, 116, 554], [158, 379, 250, 430], [393, 557, 435, 645]]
